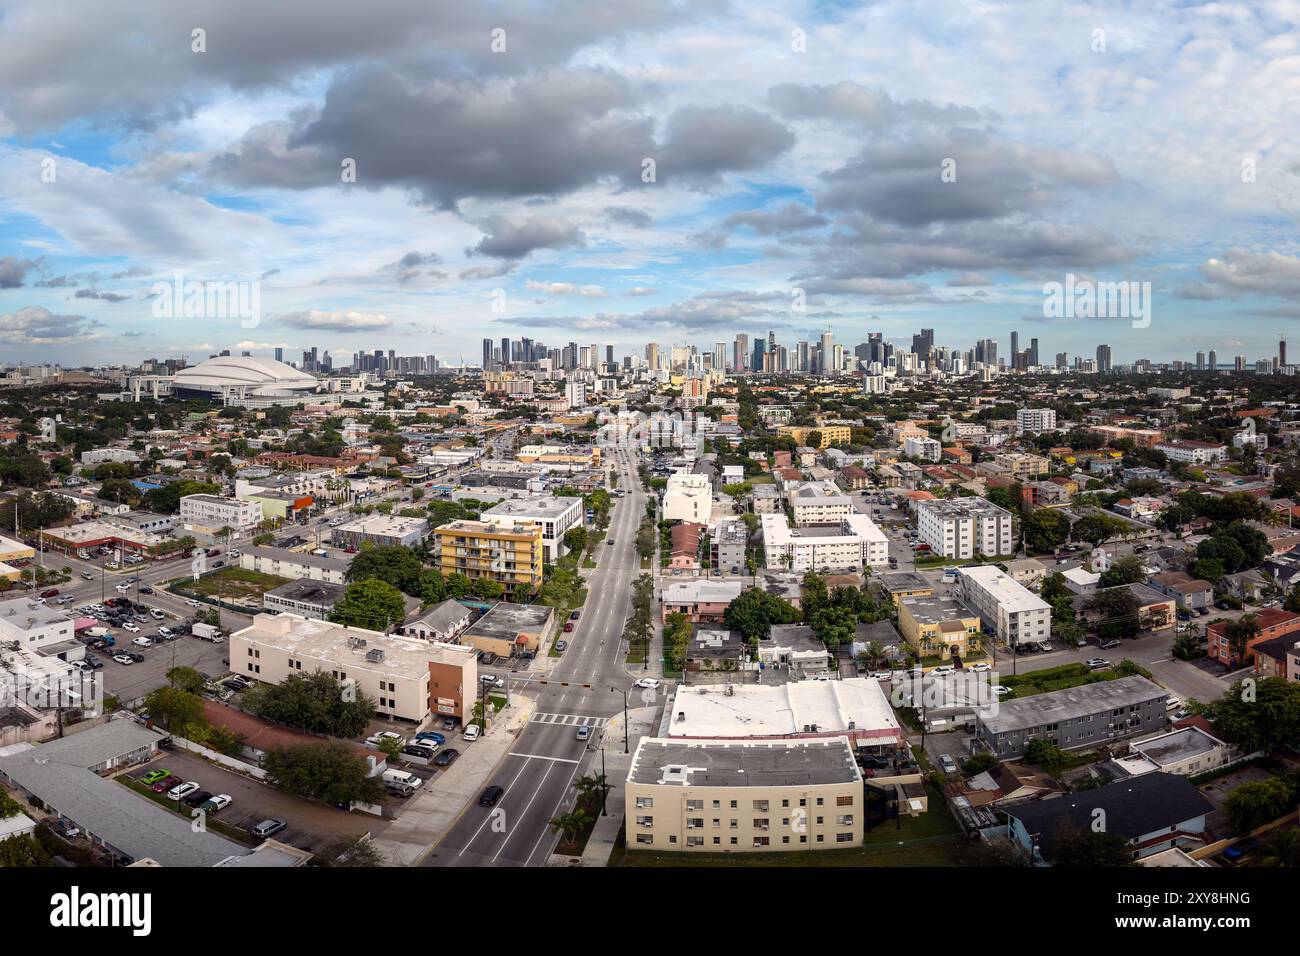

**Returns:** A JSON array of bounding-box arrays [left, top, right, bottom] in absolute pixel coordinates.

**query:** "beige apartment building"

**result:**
[[625, 737, 864, 853], [230, 612, 477, 723], [432, 519, 544, 598]]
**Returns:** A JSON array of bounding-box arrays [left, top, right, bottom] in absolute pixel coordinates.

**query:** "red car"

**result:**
[[563, 622, 574, 632], [151, 774, 183, 794]]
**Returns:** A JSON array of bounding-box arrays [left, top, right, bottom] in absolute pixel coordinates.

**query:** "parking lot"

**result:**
[[127, 749, 387, 855]]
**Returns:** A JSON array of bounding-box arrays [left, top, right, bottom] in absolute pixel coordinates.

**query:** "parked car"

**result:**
[[167, 781, 201, 802], [141, 769, 172, 785], [569, 610, 580, 620], [480, 674, 505, 688], [150, 774, 183, 794], [967, 663, 991, 673], [554, 639, 567, 652], [402, 744, 435, 760], [127, 652, 145, 663], [938, 754, 959, 775], [632, 678, 661, 689], [478, 785, 504, 807], [365, 731, 406, 749], [415, 731, 446, 746], [80, 572, 94, 581], [157, 626, 174, 639], [250, 819, 286, 840], [131, 636, 151, 647], [563, 622, 574, 632], [182, 789, 213, 808], [199, 794, 232, 814], [1097, 638, 1121, 650], [112, 654, 134, 665], [1223, 838, 1257, 864], [463, 724, 481, 741], [433, 748, 460, 767], [1085, 658, 1111, 670], [123, 623, 141, 634]]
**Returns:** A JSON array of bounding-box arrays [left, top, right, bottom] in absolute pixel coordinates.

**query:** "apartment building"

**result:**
[[662, 471, 712, 523], [230, 612, 477, 723], [660, 579, 747, 624], [1016, 408, 1057, 434], [897, 596, 982, 661], [760, 513, 889, 573], [903, 435, 942, 462], [625, 737, 864, 852], [480, 494, 584, 562], [786, 480, 853, 525], [975, 675, 1168, 759], [433, 519, 544, 597], [997, 452, 1050, 479], [1154, 439, 1228, 466], [179, 494, 263, 533], [710, 518, 749, 575], [916, 498, 1013, 559], [959, 564, 1051, 646], [775, 425, 851, 449]]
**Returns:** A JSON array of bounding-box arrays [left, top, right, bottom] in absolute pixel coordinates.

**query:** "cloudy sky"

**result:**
[[1, 0, 1299, 368]]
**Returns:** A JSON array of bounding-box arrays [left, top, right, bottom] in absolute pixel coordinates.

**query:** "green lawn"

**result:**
[[184, 567, 290, 601]]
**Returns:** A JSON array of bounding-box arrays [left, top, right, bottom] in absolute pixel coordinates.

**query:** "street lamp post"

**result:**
[[600, 744, 608, 816], [612, 686, 629, 754]]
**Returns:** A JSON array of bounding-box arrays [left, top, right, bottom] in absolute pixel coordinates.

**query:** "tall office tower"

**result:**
[[854, 342, 871, 360], [833, 344, 845, 373], [606, 344, 615, 367], [797, 340, 810, 372], [734, 334, 749, 373], [589, 343, 599, 369], [482, 338, 493, 370], [273, 347, 284, 363], [322, 351, 332, 371], [521, 337, 534, 363], [1096, 344, 1112, 372], [1235, 355, 1245, 371], [752, 338, 767, 373], [387, 349, 395, 370], [713, 342, 726, 371], [1010, 331, 1019, 366], [1196, 351, 1205, 371], [1281, 336, 1288, 367], [911, 328, 934, 359], [768, 330, 777, 354], [1208, 350, 1217, 371], [566, 342, 578, 369], [1029, 338, 1039, 367], [645, 342, 660, 371], [499, 337, 510, 369], [819, 330, 833, 369], [1056, 352, 1068, 368], [579, 346, 592, 369]]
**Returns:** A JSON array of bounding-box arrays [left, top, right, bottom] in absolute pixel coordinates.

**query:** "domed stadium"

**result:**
[[172, 355, 320, 407]]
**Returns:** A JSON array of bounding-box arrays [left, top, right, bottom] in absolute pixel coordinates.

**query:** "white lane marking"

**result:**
[[492, 758, 558, 863], [507, 752, 581, 764], [455, 753, 537, 857]]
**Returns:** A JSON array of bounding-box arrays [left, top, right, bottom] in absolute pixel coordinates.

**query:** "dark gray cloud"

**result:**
[[0, 305, 99, 343], [767, 81, 988, 129], [655, 106, 794, 184], [383, 251, 445, 283], [0, 256, 39, 288], [0, 0, 711, 133], [724, 202, 828, 235], [603, 206, 653, 228], [466, 216, 585, 260], [74, 288, 131, 302]]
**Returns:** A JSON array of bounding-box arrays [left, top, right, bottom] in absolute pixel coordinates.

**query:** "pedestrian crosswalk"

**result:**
[[530, 712, 608, 728]]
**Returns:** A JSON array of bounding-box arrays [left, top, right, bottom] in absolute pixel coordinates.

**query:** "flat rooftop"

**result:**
[[481, 495, 582, 519], [234, 612, 472, 674], [979, 675, 1166, 734], [880, 571, 932, 592], [1130, 726, 1223, 767], [919, 497, 1012, 519], [333, 514, 429, 535], [244, 546, 351, 571], [629, 736, 861, 788], [901, 595, 976, 625], [960, 564, 1051, 613], [666, 678, 901, 740], [463, 601, 553, 640], [263, 579, 346, 604]]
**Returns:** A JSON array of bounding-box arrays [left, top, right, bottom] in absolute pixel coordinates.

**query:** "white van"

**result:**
[[382, 769, 422, 792], [1165, 696, 1182, 712]]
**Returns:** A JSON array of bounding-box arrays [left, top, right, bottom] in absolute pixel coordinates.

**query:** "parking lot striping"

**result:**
[[506, 751, 581, 764]]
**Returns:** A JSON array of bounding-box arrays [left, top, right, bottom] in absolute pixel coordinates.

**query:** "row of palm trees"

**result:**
[[547, 772, 608, 849]]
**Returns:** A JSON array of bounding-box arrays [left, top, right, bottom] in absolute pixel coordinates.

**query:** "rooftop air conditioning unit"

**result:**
[[365, 649, 384, 662]]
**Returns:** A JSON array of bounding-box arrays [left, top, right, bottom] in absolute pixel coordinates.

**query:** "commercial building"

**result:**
[[974, 674, 1167, 759], [1154, 439, 1228, 466], [459, 602, 554, 658], [401, 598, 473, 643], [916, 498, 1014, 559], [959, 565, 1051, 646], [625, 737, 864, 852], [480, 494, 584, 562], [179, 494, 264, 534], [432, 519, 544, 598], [331, 514, 429, 550], [760, 513, 889, 573], [230, 612, 477, 722], [0, 597, 77, 652]]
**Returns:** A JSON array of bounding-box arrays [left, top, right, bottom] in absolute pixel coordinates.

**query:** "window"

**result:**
[[836, 832, 854, 843], [635, 834, 653, 845], [836, 795, 853, 807], [635, 797, 653, 809]]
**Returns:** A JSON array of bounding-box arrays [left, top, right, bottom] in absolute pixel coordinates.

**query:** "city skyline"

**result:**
[[3, 2, 1300, 366]]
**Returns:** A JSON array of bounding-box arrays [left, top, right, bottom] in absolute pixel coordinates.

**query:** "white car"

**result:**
[[938, 754, 959, 774], [992, 685, 1012, 697], [480, 675, 505, 688], [365, 730, 405, 748], [632, 678, 661, 689], [202, 793, 232, 812], [157, 626, 174, 638], [123, 623, 142, 634], [166, 781, 200, 801], [967, 663, 992, 673], [931, 665, 955, 676], [462, 724, 481, 741], [115, 583, 130, 593], [112, 654, 134, 665], [131, 635, 150, 647], [185, 599, 200, 608]]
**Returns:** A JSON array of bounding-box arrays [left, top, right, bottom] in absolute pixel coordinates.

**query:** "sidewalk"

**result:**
[[568, 703, 660, 867], [370, 697, 536, 866]]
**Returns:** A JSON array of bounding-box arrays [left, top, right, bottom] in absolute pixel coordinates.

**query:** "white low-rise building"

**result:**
[[662, 472, 712, 523], [1016, 408, 1057, 434], [786, 480, 853, 526], [959, 564, 1051, 647], [480, 494, 584, 561], [903, 435, 941, 462], [180, 494, 263, 533], [761, 513, 889, 572]]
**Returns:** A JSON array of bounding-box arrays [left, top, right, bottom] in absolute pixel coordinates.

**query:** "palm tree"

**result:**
[[1257, 828, 1300, 867], [573, 772, 608, 811], [1226, 614, 1261, 666], [548, 808, 591, 849]]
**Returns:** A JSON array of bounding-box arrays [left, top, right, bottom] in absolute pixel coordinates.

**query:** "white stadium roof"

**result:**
[[173, 355, 318, 395]]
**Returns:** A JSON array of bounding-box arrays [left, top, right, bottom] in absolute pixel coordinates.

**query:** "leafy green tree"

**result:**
[[345, 545, 426, 595], [165, 665, 206, 695], [243, 671, 375, 737], [330, 579, 407, 631], [722, 588, 801, 642], [143, 686, 207, 738], [1023, 738, 1067, 772], [263, 741, 384, 806], [1023, 508, 1070, 554], [1224, 777, 1296, 836], [1088, 587, 1142, 641], [1204, 677, 1300, 753], [1070, 513, 1126, 549], [1048, 826, 1136, 866], [1098, 555, 1145, 588], [562, 527, 588, 555]]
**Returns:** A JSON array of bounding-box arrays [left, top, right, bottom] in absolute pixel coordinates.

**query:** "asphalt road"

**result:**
[[422, 445, 651, 868]]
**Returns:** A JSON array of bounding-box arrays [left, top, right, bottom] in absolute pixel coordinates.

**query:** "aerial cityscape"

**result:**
[[0, 0, 1294, 932]]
